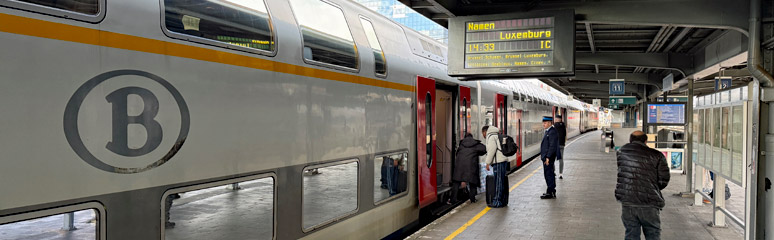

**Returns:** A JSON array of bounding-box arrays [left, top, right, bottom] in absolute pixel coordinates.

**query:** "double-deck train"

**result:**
[[0, 0, 597, 239]]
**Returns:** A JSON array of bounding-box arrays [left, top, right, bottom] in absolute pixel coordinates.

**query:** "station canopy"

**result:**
[[403, 0, 757, 105]]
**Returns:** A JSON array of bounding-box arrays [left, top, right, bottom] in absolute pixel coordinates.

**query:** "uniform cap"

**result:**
[[542, 116, 553, 122]]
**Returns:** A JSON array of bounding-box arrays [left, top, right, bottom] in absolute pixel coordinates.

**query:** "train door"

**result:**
[[493, 94, 507, 135], [459, 86, 471, 138], [416, 76, 436, 208]]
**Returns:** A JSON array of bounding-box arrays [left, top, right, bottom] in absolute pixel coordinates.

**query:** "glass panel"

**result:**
[[692, 109, 700, 165], [167, 177, 274, 239], [462, 99, 468, 135], [731, 88, 741, 101], [704, 109, 712, 169], [164, 0, 275, 51], [290, 0, 358, 69], [742, 86, 749, 100], [374, 152, 409, 203], [732, 105, 744, 182], [303, 161, 358, 229], [713, 107, 721, 171], [359, 18, 386, 76], [721, 107, 731, 176], [426, 93, 433, 168], [0, 209, 98, 239], [18, 0, 99, 15]]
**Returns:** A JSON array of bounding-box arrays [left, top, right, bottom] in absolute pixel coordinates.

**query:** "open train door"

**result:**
[[459, 86, 471, 138], [416, 76, 436, 208], [493, 94, 507, 134]]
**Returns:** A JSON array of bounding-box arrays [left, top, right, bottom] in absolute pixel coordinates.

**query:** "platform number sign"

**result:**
[[715, 77, 732, 91], [64, 70, 190, 174], [609, 79, 625, 95]]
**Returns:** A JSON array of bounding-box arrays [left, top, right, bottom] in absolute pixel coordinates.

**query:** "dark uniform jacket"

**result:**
[[453, 136, 487, 185], [554, 122, 567, 146], [615, 141, 671, 209], [540, 126, 560, 161]]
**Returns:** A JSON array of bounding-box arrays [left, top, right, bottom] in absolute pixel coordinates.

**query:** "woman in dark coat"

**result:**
[[450, 133, 488, 203]]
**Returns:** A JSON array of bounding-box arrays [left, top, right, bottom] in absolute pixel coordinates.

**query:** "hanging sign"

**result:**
[[714, 77, 732, 91], [609, 79, 625, 95]]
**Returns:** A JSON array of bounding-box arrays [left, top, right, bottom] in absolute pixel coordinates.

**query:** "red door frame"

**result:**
[[459, 86, 471, 138], [416, 76, 437, 208], [493, 94, 506, 135], [515, 110, 523, 166]]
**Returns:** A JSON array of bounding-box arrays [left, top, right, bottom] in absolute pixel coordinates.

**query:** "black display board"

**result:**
[[448, 10, 575, 79]]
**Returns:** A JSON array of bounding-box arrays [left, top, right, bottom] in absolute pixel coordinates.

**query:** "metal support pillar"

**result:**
[[62, 212, 76, 231], [684, 78, 694, 197], [713, 175, 727, 226]]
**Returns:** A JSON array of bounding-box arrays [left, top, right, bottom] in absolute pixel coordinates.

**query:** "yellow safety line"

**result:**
[[444, 167, 541, 240]]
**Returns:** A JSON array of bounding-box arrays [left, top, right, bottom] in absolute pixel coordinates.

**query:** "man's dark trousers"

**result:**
[[621, 206, 661, 240], [543, 158, 556, 194]]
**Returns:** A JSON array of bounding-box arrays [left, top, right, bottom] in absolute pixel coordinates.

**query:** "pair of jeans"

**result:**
[[490, 162, 509, 207], [621, 206, 661, 240]]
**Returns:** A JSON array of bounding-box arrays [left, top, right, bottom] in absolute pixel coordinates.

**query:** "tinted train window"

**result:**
[[164, 176, 274, 240], [290, 0, 358, 70], [426, 93, 433, 168], [360, 17, 387, 76], [15, 0, 98, 14], [303, 160, 358, 230], [0, 203, 103, 240], [374, 152, 408, 203], [163, 0, 275, 53]]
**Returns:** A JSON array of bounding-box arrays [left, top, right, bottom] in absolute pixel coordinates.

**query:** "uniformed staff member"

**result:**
[[540, 116, 559, 199]]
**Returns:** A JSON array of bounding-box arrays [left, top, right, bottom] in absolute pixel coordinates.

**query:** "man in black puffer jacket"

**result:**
[[451, 133, 487, 203], [615, 130, 670, 240]]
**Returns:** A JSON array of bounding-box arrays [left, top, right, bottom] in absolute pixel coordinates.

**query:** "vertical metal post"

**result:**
[[713, 175, 727, 226], [685, 78, 694, 196], [695, 165, 705, 205], [62, 212, 76, 231], [746, 80, 761, 240]]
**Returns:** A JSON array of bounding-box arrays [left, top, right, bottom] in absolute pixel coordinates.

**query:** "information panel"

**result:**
[[448, 10, 574, 79], [647, 103, 686, 124]]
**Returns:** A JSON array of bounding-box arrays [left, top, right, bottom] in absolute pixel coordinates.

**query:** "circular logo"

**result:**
[[64, 70, 190, 174]]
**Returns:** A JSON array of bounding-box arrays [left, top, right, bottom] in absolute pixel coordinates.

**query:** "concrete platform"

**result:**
[[408, 130, 744, 240]]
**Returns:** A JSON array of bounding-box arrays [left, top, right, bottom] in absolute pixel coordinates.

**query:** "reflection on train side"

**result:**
[[0, 209, 97, 239], [302, 161, 359, 231], [374, 152, 409, 203]]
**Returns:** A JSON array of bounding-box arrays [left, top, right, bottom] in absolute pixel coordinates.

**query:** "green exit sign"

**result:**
[[609, 96, 636, 105]]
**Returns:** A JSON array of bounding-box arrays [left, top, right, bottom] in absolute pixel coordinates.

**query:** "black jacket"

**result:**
[[540, 126, 560, 160], [615, 142, 671, 209], [554, 122, 567, 146], [453, 136, 487, 185]]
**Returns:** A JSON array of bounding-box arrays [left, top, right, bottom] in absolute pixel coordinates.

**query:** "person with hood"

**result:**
[[616, 130, 670, 240], [450, 132, 487, 204], [483, 125, 509, 208]]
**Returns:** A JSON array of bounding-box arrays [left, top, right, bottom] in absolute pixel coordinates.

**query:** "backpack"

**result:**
[[498, 133, 518, 157]]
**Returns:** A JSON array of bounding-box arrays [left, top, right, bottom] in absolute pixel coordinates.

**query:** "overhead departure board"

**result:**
[[448, 10, 574, 79], [646, 103, 686, 125]]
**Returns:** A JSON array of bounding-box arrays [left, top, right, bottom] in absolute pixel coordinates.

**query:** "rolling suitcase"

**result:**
[[485, 175, 495, 206]]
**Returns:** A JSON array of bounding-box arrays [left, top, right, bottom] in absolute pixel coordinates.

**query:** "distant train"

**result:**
[[0, 0, 597, 239]]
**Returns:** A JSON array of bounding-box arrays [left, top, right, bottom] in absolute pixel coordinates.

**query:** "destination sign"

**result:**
[[448, 10, 574, 79]]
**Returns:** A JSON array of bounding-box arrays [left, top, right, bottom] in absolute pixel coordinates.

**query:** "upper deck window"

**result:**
[[289, 0, 358, 70], [359, 17, 387, 76], [2, 0, 105, 22], [163, 0, 276, 53]]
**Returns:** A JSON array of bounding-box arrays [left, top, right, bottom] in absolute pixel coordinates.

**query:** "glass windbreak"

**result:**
[[693, 109, 701, 165], [704, 109, 713, 169], [164, 0, 275, 52], [303, 161, 358, 229], [732, 105, 744, 182], [359, 18, 387, 76], [18, 0, 99, 15], [721, 107, 731, 176], [697, 109, 705, 165], [374, 152, 408, 203], [713, 108, 721, 170], [290, 0, 358, 69]]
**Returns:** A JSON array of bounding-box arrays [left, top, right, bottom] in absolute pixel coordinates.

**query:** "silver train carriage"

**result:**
[[0, 0, 597, 239]]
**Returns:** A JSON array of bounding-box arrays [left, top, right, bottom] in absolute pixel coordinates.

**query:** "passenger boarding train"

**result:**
[[0, 0, 598, 239]]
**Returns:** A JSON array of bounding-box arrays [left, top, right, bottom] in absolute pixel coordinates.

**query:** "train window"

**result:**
[[0, 202, 104, 239], [374, 152, 409, 204], [1, 0, 104, 22], [426, 93, 433, 168], [290, 0, 359, 71], [359, 17, 387, 76], [162, 0, 275, 54], [163, 175, 274, 240], [303, 160, 359, 231], [461, 98, 468, 135]]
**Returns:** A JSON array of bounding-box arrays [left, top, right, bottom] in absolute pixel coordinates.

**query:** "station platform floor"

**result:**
[[407, 130, 744, 240]]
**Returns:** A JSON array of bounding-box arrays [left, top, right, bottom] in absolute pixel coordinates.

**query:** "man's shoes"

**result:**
[[540, 193, 556, 199], [559, 174, 563, 179]]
